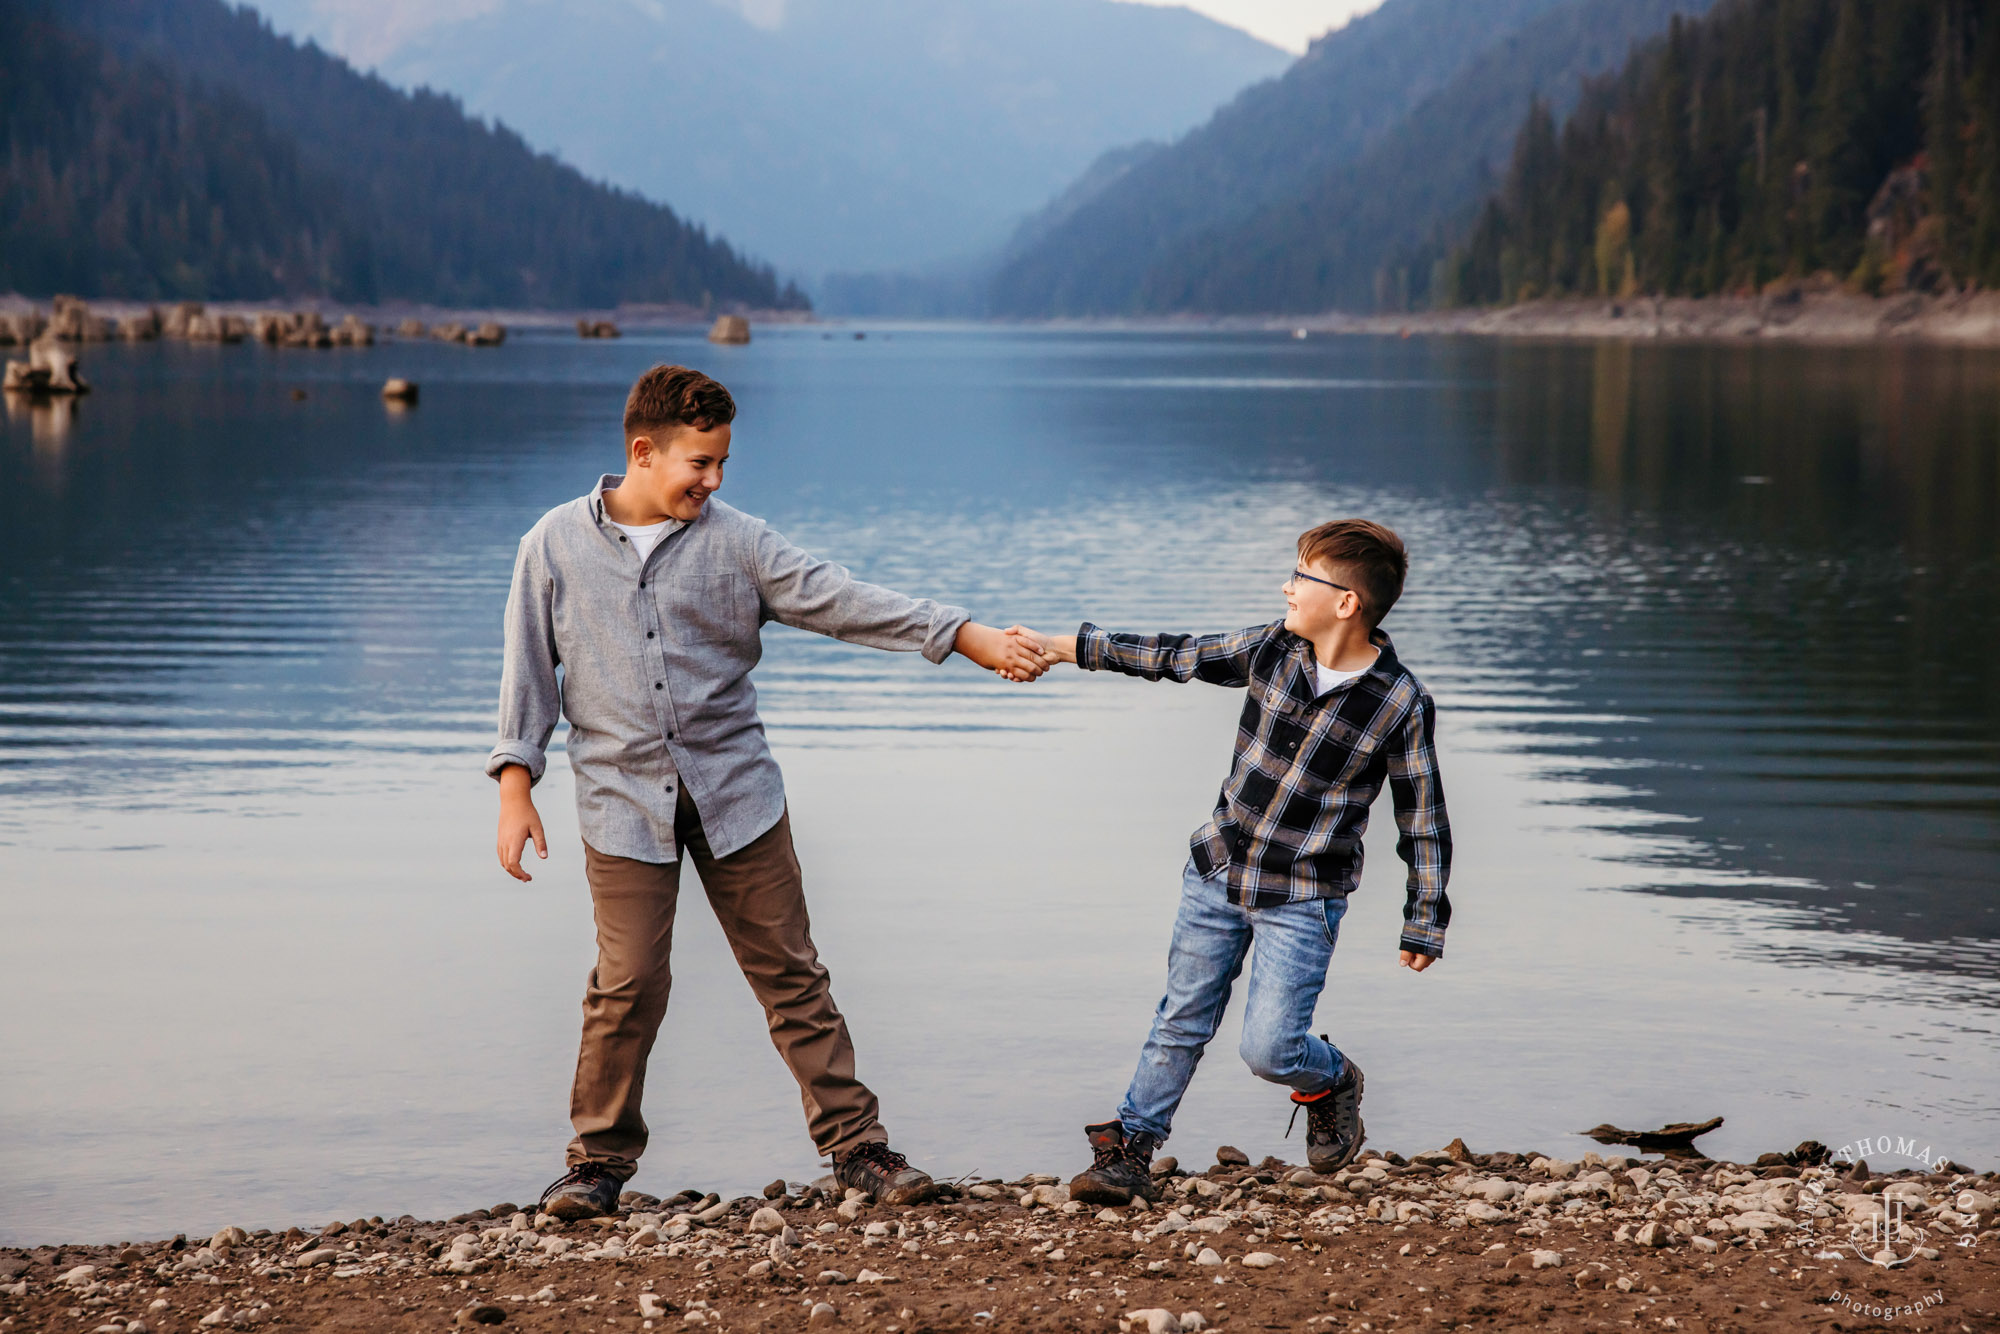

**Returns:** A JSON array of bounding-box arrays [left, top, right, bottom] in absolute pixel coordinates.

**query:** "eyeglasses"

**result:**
[[1290, 568, 1352, 593]]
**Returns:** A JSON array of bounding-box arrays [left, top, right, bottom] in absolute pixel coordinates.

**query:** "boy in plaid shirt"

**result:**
[[1012, 519, 1451, 1203]]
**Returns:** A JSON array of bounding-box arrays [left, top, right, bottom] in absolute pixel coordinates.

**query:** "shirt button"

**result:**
[[646, 631, 655, 639], [654, 682, 663, 690], [618, 535, 628, 542], [638, 580, 646, 588]]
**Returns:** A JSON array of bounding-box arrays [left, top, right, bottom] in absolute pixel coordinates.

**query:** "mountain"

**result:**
[[1443, 0, 1996, 304], [3, 0, 801, 308], [238, 0, 1292, 280], [991, 0, 1719, 316]]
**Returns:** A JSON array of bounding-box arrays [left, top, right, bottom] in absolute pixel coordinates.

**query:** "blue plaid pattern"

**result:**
[[1077, 620, 1452, 957]]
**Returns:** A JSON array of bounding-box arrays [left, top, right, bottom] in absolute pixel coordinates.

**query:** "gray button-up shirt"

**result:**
[[488, 476, 971, 862]]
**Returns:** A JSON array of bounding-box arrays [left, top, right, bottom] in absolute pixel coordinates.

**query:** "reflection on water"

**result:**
[[1, 330, 1995, 1243], [1482, 340, 2000, 967]]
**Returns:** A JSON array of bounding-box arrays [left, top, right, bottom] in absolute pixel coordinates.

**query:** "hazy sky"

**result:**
[[1127, 0, 1384, 51]]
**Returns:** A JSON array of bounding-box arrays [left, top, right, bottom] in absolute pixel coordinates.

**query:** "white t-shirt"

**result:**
[[1314, 650, 1378, 698], [602, 492, 680, 562]]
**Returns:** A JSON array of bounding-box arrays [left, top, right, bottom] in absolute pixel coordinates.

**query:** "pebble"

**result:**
[[638, 1294, 668, 1318], [209, 1228, 248, 1252], [747, 1208, 786, 1235], [817, 1270, 851, 1286], [763, 1179, 788, 1200], [1215, 1146, 1250, 1167], [1464, 1203, 1509, 1223], [1123, 1309, 1181, 1334], [455, 1305, 506, 1327], [808, 1302, 838, 1326], [856, 1268, 895, 1283], [1632, 1221, 1672, 1248], [1240, 1252, 1279, 1268], [1530, 1249, 1565, 1269], [293, 1249, 340, 1268], [746, 1259, 774, 1278], [1193, 1248, 1223, 1267], [835, 1199, 867, 1222]]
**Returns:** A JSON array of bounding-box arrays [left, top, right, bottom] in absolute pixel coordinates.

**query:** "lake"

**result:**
[[3, 326, 1996, 1245]]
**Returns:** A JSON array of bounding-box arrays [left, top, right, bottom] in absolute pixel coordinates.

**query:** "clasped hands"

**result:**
[[953, 623, 1070, 682]]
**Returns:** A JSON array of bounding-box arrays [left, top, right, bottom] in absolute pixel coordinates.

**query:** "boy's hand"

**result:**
[[1399, 950, 1435, 972], [955, 622, 1050, 682], [496, 765, 548, 881], [1004, 626, 1076, 665]]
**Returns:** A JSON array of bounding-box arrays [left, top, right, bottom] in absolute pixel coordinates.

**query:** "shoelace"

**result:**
[[1286, 1091, 1331, 1140], [844, 1141, 911, 1174], [539, 1161, 618, 1208]]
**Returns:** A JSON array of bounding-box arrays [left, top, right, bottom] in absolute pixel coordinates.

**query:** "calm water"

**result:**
[[3, 328, 1996, 1245]]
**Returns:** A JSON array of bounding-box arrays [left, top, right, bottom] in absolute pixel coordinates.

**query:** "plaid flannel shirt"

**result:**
[[1077, 619, 1452, 957]]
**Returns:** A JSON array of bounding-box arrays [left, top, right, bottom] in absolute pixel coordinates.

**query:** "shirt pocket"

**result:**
[[662, 571, 759, 649]]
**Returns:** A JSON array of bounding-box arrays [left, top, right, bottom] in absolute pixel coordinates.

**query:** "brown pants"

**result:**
[[568, 790, 885, 1175]]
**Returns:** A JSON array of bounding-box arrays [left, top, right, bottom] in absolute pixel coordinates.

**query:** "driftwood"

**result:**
[[1580, 1117, 1723, 1157]]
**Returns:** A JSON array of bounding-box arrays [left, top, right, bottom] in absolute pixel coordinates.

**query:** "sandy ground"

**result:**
[[6, 1146, 1996, 1333]]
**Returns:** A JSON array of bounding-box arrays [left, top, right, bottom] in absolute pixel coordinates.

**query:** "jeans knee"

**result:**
[[1239, 1030, 1304, 1083]]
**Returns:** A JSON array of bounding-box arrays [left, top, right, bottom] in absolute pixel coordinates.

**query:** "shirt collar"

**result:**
[[587, 474, 690, 533], [1285, 627, 1402, 701]]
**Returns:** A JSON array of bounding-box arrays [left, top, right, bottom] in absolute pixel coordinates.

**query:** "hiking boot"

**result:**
[[1068, 1119, 1161, 1206], [833, 1140, 936, 1206], [538, 1161, 626, 1220], [1290, 1052, 1365, 1172]]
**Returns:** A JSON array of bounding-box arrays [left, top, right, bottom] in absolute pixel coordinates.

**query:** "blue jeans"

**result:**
[[1118, 860, 1349, 1145]]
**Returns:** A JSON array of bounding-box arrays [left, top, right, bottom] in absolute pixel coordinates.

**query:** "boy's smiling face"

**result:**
[[1284, 554, 1362, 642], [629, 423, 731, 521]]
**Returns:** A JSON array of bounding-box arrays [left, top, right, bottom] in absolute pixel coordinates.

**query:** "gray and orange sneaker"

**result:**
[[833, 1140, 936, 1206], [1289, 1054, 1365, 1172], [1069, 1120, 1161, 1206]]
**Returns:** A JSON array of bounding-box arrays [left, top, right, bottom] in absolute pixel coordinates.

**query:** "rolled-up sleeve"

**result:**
[[486, 533, 561, 785], [752, 523, 970, 664]]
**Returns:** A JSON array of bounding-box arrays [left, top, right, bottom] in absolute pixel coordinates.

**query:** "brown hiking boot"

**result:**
[[833, 1140, 936, 1206], [538, 1161, 626, 1220], [1068, 1120, 1161, 1206]]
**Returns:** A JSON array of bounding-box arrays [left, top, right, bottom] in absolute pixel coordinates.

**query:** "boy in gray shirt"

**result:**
[[491, 364, 1046, 1217]]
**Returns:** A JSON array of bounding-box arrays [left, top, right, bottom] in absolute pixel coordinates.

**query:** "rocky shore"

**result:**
[[1286, 289, 2000, 347], [5, 1142, 1995, 1333]]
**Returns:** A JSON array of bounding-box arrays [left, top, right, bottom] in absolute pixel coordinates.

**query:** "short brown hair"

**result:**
[[624, 364, 736, 441], [1297, 519, 1408, 628]]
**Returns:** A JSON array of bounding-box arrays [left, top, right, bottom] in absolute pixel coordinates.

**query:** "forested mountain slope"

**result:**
[[1444, 0, 1997, 304], [0, 0, 801, 308]]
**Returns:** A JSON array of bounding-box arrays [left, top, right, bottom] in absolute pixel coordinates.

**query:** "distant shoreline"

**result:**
[[1273, 290, 2000, 347], [9, 290, 1996, 346], [0, 294, 814, 332]]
